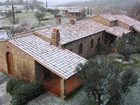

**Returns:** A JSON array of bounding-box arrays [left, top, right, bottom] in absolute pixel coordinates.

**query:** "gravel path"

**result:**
[[0, 72, 11, 105]]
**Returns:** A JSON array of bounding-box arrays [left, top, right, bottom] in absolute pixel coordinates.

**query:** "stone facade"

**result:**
[[0, 40, 36, 82], [0, 14, 132, 83], [92, 15, 132, 30], [61, 32, 104, 58], [117, 21, 131, 30], [92, 16, 111, 26]]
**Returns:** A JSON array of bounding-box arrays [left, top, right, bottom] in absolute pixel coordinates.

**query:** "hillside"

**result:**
[[57, 0, 139, 13]]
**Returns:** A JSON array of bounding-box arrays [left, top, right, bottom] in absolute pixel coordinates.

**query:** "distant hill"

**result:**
[[57, 0, 139, 12], [56, 0, 140, 15]]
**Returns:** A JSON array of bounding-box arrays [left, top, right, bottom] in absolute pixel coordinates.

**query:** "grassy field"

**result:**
[[0, 9, 69, 29]]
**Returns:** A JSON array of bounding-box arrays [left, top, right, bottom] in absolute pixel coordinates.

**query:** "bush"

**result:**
[[95, 43, 109, 54], [11, 94, 27, 105], [6, 78, 21, 95], [7, 78, 44, 105]]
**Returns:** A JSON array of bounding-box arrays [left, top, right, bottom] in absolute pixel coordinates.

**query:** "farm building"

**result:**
[[0, 14, 140, 98]]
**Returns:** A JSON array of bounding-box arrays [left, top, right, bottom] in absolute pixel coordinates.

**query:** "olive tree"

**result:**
[[34, 11, 44, 24], [76, 57, 138, 105], [115, 32, 140, 61]]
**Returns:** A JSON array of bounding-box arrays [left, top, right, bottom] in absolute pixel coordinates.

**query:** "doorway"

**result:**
[[6, 52, 14, 75]]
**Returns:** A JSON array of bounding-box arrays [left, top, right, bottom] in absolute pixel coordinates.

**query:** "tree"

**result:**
[[24, 5, 30, 13], [52, 9, 60, 17], [115, 32, 140, 61], [30, 5, 35, 11], [12, 4, 16, 24], [129, 2, 140, 21], [76, 57, 138, 105], [34, 6, 47, 24], [46, 1, 48, 8], [5, 10, 12, 18], [34, 11, 43, 24]]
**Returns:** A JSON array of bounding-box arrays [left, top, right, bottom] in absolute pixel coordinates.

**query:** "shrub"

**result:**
[[7, 78, 44, 105], [6, 78, 21, 95], [96, 43, 109, 54], [11, 94, 27, 105]]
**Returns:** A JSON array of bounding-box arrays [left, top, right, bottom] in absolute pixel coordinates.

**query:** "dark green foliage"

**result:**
[[77, 57, 138, 105], [6, 78, 21, 95], [115, 32, 140, 61], [11, 94, 27, 105], [7, 78, 44, 105], [121, 68, 138, 93], [95, 43, 109, 54]]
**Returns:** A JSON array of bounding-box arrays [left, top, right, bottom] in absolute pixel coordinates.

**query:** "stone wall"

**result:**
[[92, 16, 111, 26], [62, 32, 104, 58], [117, 21, 130, 30], [0, 40, 36, 82], [92, 15, 131, 30]]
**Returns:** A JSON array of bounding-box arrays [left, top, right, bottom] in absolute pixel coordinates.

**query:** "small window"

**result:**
[[105, 39, 107, 45], [98, 37, 101, 44], [79, 43, 83, 54], [90, 39, 94, 48]]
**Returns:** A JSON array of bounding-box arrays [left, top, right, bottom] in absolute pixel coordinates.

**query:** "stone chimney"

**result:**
[[56, 17, 61, 24], [70, 18, 75, 25], [51, 28, 60, 46]]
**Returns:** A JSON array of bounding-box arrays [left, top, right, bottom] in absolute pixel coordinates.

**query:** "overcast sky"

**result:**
[[0, 0, 88, 6], [43, 0, 87, 6]]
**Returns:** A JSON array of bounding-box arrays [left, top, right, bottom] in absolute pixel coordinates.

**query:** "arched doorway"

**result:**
[[6, 52, 14, 76]]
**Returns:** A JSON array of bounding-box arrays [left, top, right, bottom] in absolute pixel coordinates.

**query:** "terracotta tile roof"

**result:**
[[10, 35, 87, 79], [36, 19, 105, 44], [105, 26, 130, 37], [99, 14, 140, 32], [114, 15, 140, 32], [36, 18, 130, 44]]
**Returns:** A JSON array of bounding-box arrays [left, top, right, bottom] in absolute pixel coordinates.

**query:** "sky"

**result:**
[[0, 0, 88, 6], [43, 0, 87, 6]]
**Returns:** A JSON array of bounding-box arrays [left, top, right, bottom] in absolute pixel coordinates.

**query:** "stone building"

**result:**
[[59, 7, 85, 19], [0, 14, 140, 98]]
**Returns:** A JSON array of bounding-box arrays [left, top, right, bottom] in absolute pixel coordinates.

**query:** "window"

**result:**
[[105, 39, 107, 45], [90, 39, 94, 48], [98, 37, 101, 43], [6, 52, 14, 75], [79, 43, 83, 54]]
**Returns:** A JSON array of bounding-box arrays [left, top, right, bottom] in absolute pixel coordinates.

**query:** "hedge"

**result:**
[[7, 78, 44, 105]]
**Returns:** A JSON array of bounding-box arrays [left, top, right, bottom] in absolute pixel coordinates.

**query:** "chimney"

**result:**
[[51, 28, 60, 46], [56, 17, 61, 24], [70, 18, 75, 25]]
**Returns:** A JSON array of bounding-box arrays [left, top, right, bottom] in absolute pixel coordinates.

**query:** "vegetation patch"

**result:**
[[6, 78, 44, 105], [76, 57, 139, 105]]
